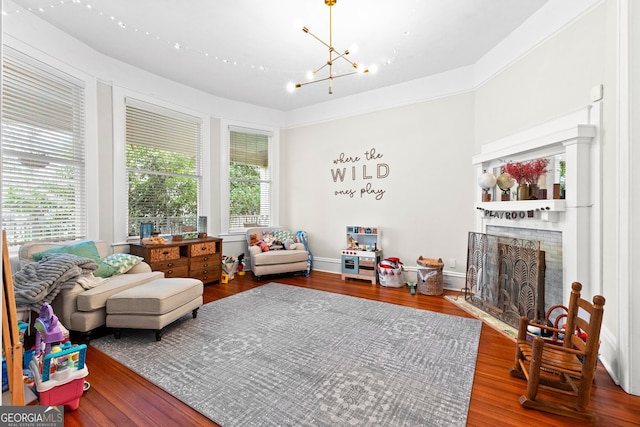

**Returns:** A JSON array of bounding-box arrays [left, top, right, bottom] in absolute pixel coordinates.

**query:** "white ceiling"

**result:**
[[7, 0, 549, 111]]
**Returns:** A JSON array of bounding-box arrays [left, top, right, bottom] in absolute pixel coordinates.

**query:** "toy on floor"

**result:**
[[34, 303, 65, 359], [406, 281, 417, 295], [237, 253, 246, 276], [30, 303, 89, 411]]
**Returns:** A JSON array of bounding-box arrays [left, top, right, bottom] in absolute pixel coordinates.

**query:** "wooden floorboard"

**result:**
[[62, 271, 640, 426]]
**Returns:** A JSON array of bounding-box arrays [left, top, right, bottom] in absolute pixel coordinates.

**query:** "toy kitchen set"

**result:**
[[341, 226, 382, 284]]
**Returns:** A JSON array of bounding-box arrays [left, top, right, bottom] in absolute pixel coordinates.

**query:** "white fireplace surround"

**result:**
[[472, 104, 601, 305]]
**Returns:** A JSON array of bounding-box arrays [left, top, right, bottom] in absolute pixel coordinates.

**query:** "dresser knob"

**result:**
[[203, 270, 208, 274], [167, 270, 173, 275], [167, 263, 173, 267]]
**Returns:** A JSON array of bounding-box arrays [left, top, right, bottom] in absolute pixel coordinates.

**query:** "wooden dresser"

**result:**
[[129, 237, 223, 284]]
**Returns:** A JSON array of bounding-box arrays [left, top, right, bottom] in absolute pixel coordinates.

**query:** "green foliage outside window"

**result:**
[[229, 162, 261, 216], [127, 144, 198, 235]]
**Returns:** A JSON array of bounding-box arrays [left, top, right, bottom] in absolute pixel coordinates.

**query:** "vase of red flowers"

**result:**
[[503, 162, 529, 200], [503, 158, 549, 200], [526, 158, 549, 200]]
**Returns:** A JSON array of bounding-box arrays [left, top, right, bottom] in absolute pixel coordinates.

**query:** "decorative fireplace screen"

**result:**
[[465, 232, 545, 328]]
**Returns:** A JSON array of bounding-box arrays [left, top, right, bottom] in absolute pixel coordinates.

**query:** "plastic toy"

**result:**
[[31, 343, 88, 410], [34, 303, 65, 358], [406, 281, 417, 295], [237, 253, 246, 276]]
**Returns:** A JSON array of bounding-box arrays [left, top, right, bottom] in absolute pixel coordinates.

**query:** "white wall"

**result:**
[[281, 93, 475, 287], [474, 2, 606, 147]]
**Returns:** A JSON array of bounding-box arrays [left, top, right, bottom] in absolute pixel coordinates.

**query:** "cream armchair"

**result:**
[[245, 227, 311, 279]]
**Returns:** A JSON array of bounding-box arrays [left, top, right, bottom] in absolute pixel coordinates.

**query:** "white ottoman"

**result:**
[[106, 278, 203, 341]]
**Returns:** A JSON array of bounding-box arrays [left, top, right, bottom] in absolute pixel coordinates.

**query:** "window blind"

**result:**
[[125, 100, 202, 236], [1, 49, 87, 246]]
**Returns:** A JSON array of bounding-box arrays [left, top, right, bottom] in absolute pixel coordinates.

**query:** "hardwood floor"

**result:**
[[64, 271, 640, 426]]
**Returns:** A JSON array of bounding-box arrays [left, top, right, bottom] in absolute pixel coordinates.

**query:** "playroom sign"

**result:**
[[330, 147, 389, 200]]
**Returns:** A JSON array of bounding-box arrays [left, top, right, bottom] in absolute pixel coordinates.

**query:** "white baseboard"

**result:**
[[311, 257, 466, 291]]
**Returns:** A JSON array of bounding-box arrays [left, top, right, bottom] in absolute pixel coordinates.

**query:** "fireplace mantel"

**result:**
[[472, 106, 600, 302]]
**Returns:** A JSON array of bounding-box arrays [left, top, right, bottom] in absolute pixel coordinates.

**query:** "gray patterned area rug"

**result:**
[[91, 283, 482, 426]]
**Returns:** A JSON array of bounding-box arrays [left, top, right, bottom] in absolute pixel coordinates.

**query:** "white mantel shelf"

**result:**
[[475, 199, 566, 212]]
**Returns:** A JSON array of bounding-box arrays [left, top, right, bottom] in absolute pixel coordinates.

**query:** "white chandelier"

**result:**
[[293, 0, 369, 94]]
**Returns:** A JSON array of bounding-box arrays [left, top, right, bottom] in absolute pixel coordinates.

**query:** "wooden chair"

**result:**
[[509, 281, 605, 422]]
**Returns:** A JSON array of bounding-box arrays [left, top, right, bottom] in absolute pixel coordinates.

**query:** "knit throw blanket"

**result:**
[[13, 253, 98, 311]]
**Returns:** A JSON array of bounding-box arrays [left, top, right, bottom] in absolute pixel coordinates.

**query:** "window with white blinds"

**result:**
[[228, 128, 271, 230], [1, 49, 87, 247], [125, 100, 202, 236]]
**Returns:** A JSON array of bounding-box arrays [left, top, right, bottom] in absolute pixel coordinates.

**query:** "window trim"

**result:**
[[113, 86, 210, 242], [220, 120, 279, 235]]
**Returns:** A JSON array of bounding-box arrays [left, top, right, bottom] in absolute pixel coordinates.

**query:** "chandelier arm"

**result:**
[[312, 62, 330, 75], [332, 51, 357, 67], [326, 69, 366, 80], [295, 68, 368, 88], [304, 28, 332, 51], [296, 75, 334, 87]]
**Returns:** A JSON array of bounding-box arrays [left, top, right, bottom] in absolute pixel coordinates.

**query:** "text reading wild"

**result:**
[[330, 147, 389, 200]]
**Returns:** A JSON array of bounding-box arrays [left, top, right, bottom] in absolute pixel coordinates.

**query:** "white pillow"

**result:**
[[102, 253, 143, 275]]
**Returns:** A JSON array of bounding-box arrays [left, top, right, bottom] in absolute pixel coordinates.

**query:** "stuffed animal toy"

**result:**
[[256, 240, 269, 252], [249, 234, 259, 246], [284, 238, 295, 250]]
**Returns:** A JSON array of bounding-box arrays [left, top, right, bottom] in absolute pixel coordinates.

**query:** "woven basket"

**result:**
[[416, 257, 444, 296]]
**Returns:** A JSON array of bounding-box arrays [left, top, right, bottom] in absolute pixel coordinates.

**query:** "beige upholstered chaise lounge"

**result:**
[[12, 240, 195, 342]]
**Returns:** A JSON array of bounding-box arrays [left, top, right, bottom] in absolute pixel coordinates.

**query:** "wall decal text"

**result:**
[[331, 147, 389, 200]]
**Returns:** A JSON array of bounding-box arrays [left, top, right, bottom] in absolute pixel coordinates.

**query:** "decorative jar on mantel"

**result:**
[[517, 184, 529, 201]]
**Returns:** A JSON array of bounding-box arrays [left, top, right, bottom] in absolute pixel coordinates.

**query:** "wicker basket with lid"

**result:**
[[416, 256, 444, 296]]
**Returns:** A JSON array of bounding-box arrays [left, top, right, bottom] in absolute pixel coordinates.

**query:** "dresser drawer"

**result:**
[[190, 242, 216, 257], [191, 265, 220, 283], [161, 265, 189, 278], [190, 256, 217, 270], [150, 257, 188, 271], [148, 246, 181, 263]]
